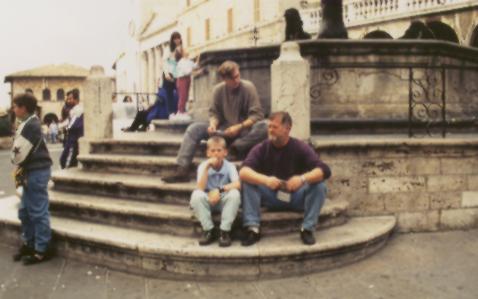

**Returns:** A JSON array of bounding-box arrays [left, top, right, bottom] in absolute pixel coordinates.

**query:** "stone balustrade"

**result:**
[[301, 0, 475, 32]]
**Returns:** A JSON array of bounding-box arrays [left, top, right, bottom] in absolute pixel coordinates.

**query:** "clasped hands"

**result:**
[[207, 123, 242, 138], [266, 175, 304, 193]]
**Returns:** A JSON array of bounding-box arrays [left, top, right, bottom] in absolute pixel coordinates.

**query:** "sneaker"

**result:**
[[12, 244, 33, 262], [241, 228, 260, 246], [198, 229, 216, 246], [162, 166, 191, 183], [218, 230, 232, 247], [300, 229, 316, 245]]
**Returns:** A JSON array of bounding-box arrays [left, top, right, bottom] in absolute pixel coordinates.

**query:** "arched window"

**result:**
[[25, 88, 33, 95], [42, 88, 51, 101], [426, 21, 459, 43], [363, 30, 393, 39], [57, 89, 65, 101]]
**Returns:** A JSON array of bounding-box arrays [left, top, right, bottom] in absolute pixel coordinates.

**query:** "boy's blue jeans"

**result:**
[[190, 189, 241, 231], [18, 167, 52, 253], [242, 181, 327, 231]]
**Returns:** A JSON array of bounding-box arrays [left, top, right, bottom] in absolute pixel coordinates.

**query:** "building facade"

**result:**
[[115, 0, 478, 95], [4, 64, 88, 122]]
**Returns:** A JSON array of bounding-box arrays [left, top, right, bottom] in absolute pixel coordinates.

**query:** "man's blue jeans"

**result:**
[[242, 181, 327, 231], [18, 167, 52, 253]]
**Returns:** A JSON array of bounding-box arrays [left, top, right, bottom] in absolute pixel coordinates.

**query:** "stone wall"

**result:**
[[314, 137, 478, 232], [193, 40, 478, 131]]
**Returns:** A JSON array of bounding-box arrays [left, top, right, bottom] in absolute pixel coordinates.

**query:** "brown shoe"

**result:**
[[162, 166, 191, 183]]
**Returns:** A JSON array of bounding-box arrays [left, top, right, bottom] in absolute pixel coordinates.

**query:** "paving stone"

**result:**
[[198, 281, 261, 299], [1, 256, 64, 299], [105, 270, 145, 299], [146, 279, 201, 299], [50, 261, 107, 299]]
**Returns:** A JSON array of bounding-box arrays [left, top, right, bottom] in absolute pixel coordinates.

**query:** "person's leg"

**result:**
[[190, 190, 214, 231], [230, 120, 268, 156], [176, 122, 209, 168], [289, 182, 328, 231], [176, 77, 187, 114], [59, 145, 69, 169], [163, 78, 177, 116], [218, 189, 241, 232], [18, 192, 35, 249], [24, 168, 52, 254]]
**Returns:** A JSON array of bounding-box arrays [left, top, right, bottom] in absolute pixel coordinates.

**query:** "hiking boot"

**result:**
[[198, 229, 216, 246], [218, 230, 232, 247], [12, 244, 33, 262], [300, 229, 316, 245], [162, 166, 191, 183], [241, 228, 260, 246]]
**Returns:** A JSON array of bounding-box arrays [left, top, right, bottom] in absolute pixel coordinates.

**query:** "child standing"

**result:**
[[189, 136, 241, 247], [174, 46, 200, 120], [11, 93, 53, 265]]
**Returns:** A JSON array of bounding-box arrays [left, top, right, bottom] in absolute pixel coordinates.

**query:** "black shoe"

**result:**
[[198, 229, 216, 246], [241, 229, 260, 246], [22, 249, 53, 266], [300, 229, 316, 245], [219, 230, 232, 247], [12, 244, 33, 262], [162, 166, 191, 183]]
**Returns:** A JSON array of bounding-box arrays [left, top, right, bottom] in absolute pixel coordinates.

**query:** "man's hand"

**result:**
[[207, 123, 217, 135], [164, 73, 173, 82], [208, 189, 221, 206], [224, 124, 242, 138], [286, 175, 303, 192], [266, 176, 282, 190]]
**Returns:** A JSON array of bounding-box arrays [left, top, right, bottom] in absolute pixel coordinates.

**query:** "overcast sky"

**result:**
[[0, 0, 132, 108]]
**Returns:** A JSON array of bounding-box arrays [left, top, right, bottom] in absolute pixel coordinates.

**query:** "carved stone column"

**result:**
[[317, 0, 348, 39], [271, 42, 310, 140], [79, 66, 113, 156]]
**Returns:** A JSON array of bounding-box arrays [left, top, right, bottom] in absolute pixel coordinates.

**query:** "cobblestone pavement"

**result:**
[[0, 229, 477, 299]]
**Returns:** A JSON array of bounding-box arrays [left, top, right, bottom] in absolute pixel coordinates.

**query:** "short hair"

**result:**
[[13, 93, 37, 114], [67, 88, 80, 101], [207, 136, 227, 149], [217, 60, 239, 80], [269, 111, 293, 128]]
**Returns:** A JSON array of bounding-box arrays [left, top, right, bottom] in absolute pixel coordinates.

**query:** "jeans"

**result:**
[[242, 181, 327, 231], [176, 120, 268, 168], [190, 189, 241, 231], [18, 167, 52, 252]]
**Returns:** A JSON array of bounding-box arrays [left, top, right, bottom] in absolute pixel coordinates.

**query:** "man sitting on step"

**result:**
[[163, 60, 267, 183], [240, 111, 331, 246], [190, 136, 241, 247]]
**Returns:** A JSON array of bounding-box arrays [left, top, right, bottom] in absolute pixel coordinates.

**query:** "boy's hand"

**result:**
[[207, 124, 217, 135], [206, 157, 219, 168], [208, 189, 221, 206]]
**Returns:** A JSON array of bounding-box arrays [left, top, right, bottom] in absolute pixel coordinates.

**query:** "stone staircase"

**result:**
[[0, 122, 397, 280]]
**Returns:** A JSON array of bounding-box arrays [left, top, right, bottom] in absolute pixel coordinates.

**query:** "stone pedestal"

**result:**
[[271, 42, 310, 140], [79, 66, 113, 155]]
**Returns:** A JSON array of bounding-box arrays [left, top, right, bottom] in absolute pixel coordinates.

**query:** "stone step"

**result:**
[[0, 196, 396, 280], [78, 154, 241, 177], [52, 168, 195, 204], [89, 134, 196, 156], [48, 191, 349, 237], [152, 119, 192, 134]]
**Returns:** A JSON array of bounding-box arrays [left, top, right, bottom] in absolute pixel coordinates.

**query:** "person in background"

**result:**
[[163, 31, 183, 117], [171, 46, 201, 121], [10, 93, 54, 265], [59, 89, 83, 169]]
